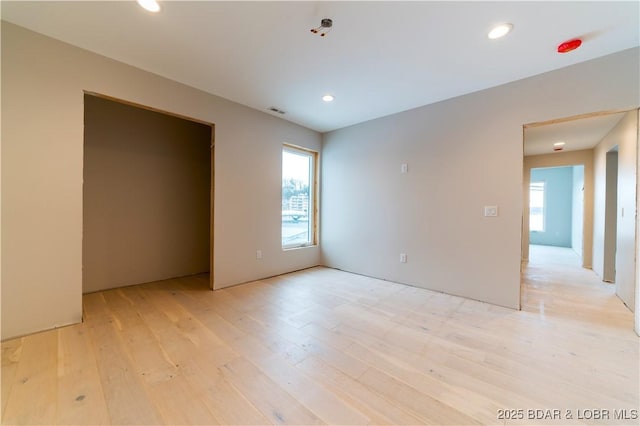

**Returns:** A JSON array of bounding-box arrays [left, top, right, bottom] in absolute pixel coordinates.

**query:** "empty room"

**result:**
[[1, 1, 639, 425]]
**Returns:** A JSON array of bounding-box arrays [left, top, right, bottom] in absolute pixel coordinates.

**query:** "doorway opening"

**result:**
[[82, 93, 214, 292], [521, 109, 638, 327], [528, 165, 585, 264], [603, 147, 619, 283]]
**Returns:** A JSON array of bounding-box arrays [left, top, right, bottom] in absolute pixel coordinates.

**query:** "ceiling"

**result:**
[[524, 112, 628, 156], [2, 1, 638, 132]]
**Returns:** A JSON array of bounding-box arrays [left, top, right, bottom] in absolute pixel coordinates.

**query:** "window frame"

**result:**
[[529, 180, 546, 232], [281, 144, 319, 249]]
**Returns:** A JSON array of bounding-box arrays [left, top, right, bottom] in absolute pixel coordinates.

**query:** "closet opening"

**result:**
[[82, 93, 214, 293]]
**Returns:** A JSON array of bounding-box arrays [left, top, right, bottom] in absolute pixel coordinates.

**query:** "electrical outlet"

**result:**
[[256, 250, 262, 260], [401, 163, 408, 174], [400, 253, 407, 263], [484, 206, 498, 217]]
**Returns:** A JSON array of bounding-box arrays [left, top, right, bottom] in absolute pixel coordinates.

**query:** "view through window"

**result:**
[[530, 181, 545, 232], [282, 146, 316, 248]]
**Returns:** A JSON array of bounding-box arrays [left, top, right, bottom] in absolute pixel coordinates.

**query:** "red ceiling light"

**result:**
[[557, 39, 582, 54]]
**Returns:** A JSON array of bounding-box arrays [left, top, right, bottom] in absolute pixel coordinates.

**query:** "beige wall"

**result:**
[[1, 23, 322, 340], [522, 150, 595, 268], [322, 48, 639, 310], [83, 95, 211, 293], [593, 110, 638, 311]]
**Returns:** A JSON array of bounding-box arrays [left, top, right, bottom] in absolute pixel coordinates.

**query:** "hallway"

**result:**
[[522, 244, 634, 334]]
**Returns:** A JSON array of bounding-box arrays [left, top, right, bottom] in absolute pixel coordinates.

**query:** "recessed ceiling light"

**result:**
[[322, 94, 335, 102], [137, 0, 161, 13], [488, 23, 513, 40]]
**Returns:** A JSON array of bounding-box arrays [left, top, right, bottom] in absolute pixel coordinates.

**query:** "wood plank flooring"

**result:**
[[2, 246, 638, 425]]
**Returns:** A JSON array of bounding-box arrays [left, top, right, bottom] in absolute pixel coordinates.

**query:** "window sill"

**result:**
[[282, 244, 318, 252]]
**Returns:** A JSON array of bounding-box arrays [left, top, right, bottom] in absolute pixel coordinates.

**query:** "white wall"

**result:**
[[1, 23, 321, 340], [322, 48, 639, 309], [572, 165, 585, 257], [593, 110, 638, 311]]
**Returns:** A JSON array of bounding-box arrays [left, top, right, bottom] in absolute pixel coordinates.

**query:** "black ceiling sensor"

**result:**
[[310, 18, 333, 37]]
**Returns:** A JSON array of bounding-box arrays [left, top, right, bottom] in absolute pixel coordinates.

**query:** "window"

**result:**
[[530, 181, 545, 232], [282, 145, 317, 248]]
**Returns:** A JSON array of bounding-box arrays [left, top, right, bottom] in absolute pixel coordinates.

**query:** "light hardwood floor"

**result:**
[[2, 246, 638, 425]]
